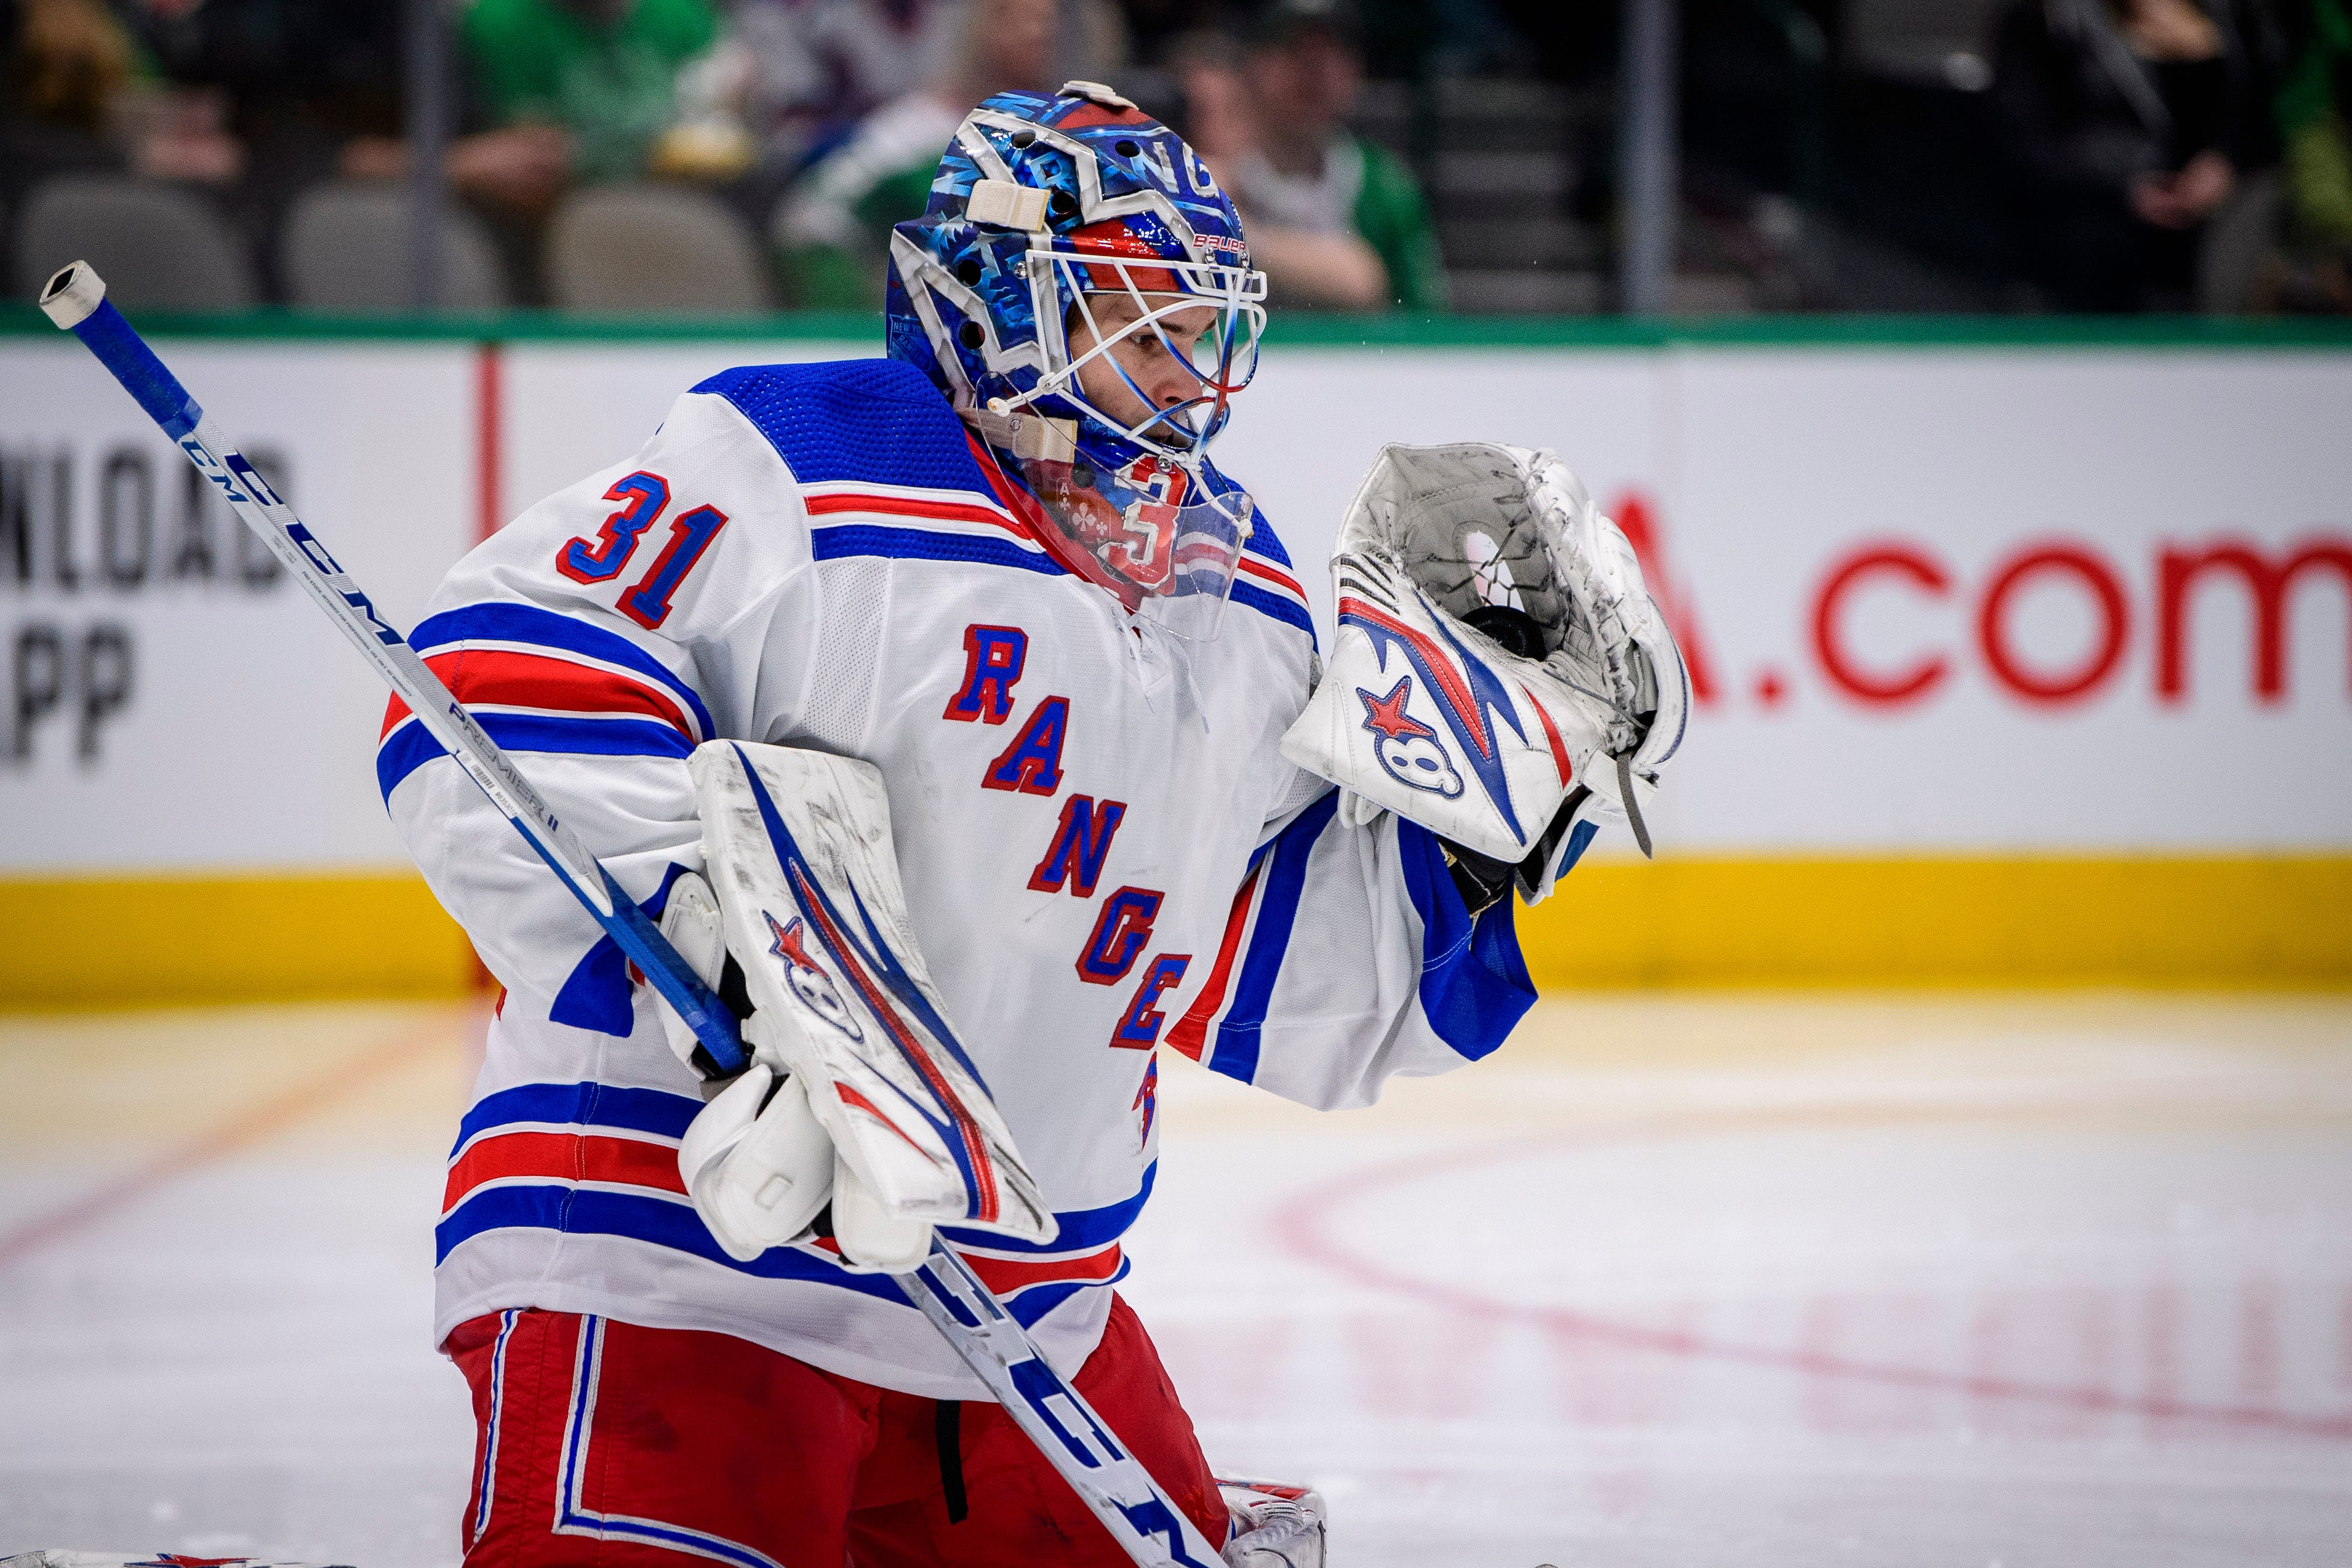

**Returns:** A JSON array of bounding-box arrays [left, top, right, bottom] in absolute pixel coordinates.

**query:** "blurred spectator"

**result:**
[[1215, 0, 1443, 310], [2272, 0, 2352, 306], [771, 0, 1124, 306], [1990, 0, 2276, 311], [0, 0, 138, 210], [1122, 0, 1246, 66], [714, 0, 960, 170], [119, 1, 410, 193], [461, 0, 722, 193]]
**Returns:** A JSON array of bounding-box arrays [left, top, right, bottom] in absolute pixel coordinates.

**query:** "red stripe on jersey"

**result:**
[[803, 490, 1023, 534], [962, 432, 1150, 610], [380, 650, 696, 742], [963, 1243, 1124, 1297], [1165, 862, 1263, 1062], [442, 1131, 686, 1213], [1235, 553, 1305, 604], [800, 1234, 1123, 1296]]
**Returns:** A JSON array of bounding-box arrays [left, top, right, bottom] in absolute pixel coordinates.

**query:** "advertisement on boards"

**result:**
[[3, 328, 2345, 992]]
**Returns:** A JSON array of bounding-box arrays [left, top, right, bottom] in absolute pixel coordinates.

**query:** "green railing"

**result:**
[[5, 305, 2352, 349]]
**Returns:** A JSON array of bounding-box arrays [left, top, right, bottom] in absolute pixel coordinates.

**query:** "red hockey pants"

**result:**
[[445, 1296, 1228, 1567]]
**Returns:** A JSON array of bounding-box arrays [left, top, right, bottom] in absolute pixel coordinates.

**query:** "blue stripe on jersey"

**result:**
[[1229, 578, 1314, 641], [375, 720, 446, 802], [812, 521, 1319, 643], [1203, 790, 1341, 1084], [937, 1160, 1158, 1255], [453, 1081, 703, 1156], [999, 1256, 1133, 1325], [377, 712, 692, 801], [437, 1184, 1115, 1328], [809, 522, 1063, 576], [1396, 818, 1534, 1061], [409, 602, 717, 741], [695, 360, 994, 492], [1242, 524, 1294, 569], [434, 1184, 903, 1296]]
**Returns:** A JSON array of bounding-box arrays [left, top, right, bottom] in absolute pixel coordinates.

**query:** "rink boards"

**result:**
[[1, 315, 2347, 1001]]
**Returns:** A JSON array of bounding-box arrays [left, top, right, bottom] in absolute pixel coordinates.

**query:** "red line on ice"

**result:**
[[0, 1014, 460, 1269], [1274, 1114, 2352, 1441]]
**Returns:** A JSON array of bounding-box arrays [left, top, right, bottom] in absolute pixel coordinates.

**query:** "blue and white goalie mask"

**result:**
[[886, 82, 1268, 639]]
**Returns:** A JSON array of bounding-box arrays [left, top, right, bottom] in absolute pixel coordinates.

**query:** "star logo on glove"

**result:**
[[765, 911, 864, 1042], [767, 911, 818, 970], [1358, 676, 1466, 800], [1357, 676, 1435, 742]]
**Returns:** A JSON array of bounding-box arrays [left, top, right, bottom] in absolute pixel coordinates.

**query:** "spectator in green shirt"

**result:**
[[2276, 0, 2352, 306], [461, 0, 719, 191], [1221, 0, 1445, 311]]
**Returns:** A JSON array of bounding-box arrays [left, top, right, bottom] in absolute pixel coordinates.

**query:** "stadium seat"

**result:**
[[1844, 0, 2009, 85], [2199, 170, 2284, 315], [1422, 78, 1603, 315], [545, 184, 770, 313], [279, 182, 509, 310], [13, 175, 254, 310]]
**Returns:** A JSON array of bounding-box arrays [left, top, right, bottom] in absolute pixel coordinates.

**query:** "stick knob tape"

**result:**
[[41, 261, 204, 439]]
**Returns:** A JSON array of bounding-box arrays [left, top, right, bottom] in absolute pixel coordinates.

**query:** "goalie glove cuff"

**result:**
[[1442, 836, 1517, 918]]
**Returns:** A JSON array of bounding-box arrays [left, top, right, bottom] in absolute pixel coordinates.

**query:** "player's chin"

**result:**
[[1138, 406, 1208, 452]]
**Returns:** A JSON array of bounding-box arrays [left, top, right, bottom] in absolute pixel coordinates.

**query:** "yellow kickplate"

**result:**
[[2, 857, 2346, 1010], [1517, 855, 2352, 990], [0, 872, 479, 1010]]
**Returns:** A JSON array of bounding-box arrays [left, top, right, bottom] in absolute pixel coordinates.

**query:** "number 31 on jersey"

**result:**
[[554, 469, 728, 630]]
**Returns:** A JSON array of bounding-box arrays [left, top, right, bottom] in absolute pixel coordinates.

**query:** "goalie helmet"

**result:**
[[886, 81, 1268, 638]]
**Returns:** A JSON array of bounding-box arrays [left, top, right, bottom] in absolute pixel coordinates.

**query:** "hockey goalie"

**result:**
[[386, 82, 1683, 1566]]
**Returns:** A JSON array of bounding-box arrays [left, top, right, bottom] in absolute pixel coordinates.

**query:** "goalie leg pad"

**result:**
[[688, 741, 1055, 1248]]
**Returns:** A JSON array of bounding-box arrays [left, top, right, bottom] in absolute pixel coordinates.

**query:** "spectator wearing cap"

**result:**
[[770, 0, 1125, 306], [1219, 0, 1443, 311]]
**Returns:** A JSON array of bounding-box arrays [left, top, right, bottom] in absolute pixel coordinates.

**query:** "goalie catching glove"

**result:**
[[647, 743, 1056, 1273], [1281, 442, 1687, 898]]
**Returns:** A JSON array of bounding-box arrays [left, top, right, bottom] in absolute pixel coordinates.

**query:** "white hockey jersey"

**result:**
[[387, 358, 1536, 1398]]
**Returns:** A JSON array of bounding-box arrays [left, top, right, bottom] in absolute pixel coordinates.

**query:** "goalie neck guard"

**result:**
[[886, 82, 1267, 639]]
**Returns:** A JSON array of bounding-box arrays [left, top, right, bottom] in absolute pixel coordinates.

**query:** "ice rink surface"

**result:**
[[3, 994, 2347, 1567]]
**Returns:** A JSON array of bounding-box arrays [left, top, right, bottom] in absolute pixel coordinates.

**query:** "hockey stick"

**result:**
[[41, 262, 1226, 1568], [34, 266, 748, 1078]]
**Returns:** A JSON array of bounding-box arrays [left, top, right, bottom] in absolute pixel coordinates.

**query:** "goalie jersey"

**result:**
[[386, 359, 1536, 1397]]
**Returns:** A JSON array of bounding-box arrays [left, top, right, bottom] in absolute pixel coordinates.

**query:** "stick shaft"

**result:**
[[898, 1248, 1228, 1566], [58, 290, 745, 1071]]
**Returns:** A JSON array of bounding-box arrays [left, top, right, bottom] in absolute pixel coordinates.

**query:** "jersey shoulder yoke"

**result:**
[[692, 358, 989, 493]]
